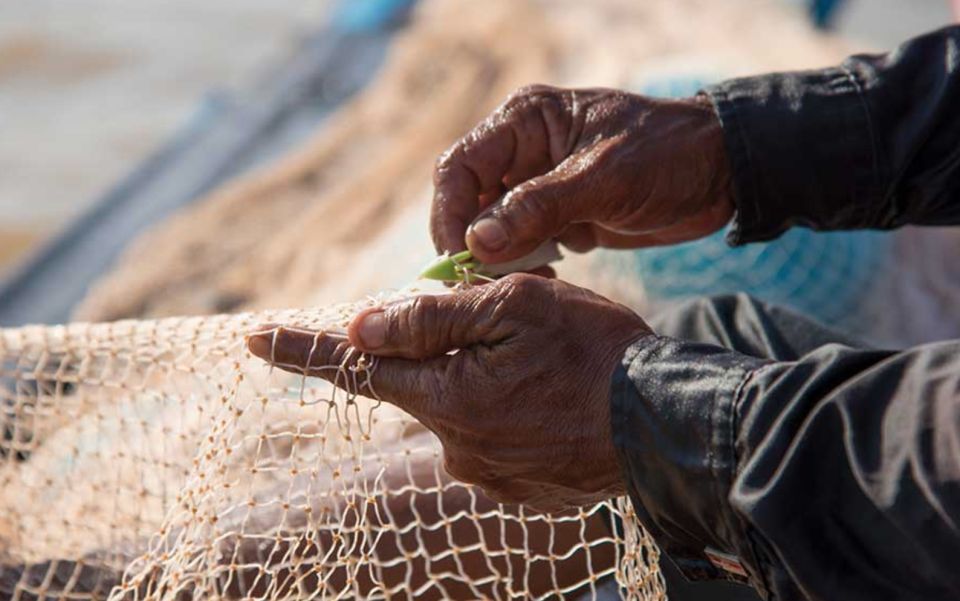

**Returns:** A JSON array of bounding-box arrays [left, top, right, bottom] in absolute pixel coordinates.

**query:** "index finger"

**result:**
[[430, 120, 516, 255], [430, 95, 560, 255], [246, 325, 441, 417]]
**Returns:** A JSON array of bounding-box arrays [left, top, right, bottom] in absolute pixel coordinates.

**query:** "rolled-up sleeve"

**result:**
[[704, 25, 960, 244], [612, 337, 960, 600]]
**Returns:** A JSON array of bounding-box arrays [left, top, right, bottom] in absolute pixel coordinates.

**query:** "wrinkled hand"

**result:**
[[431, 84, 733, 264], [247, 275, 652, 513]]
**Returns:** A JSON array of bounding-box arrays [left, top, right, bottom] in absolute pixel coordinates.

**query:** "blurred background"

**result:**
[[0, 0, 331, 266], [1, 0, 959, 345], [1, 0, 951, 253]]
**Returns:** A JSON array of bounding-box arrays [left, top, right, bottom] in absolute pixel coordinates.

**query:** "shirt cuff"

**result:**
[[610, 335, 769, 582], [703, 67, 882, 245]]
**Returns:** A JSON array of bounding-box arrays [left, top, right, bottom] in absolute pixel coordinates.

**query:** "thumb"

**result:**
[[348, 288, 501, 359], [465, 169, 585, 264]]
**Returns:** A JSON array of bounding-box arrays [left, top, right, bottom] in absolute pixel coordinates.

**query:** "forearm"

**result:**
[[705, 25, 960, 244], [613, 336, 960, 599]]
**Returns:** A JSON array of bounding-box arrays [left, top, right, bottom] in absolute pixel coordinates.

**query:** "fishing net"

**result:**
[[0, 289, 666, 600]]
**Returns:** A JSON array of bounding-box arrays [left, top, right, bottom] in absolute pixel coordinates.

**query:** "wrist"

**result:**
[[692, 93, 736, 227], [594, 328, 657, 496]]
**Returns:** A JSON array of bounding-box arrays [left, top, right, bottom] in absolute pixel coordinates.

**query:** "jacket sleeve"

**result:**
[[612, 336, 960, 600], [704, 25, 960, 245]]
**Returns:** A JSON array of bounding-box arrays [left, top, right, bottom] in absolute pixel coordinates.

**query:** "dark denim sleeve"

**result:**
[[613, 336, 960, 600], [704, 25, 960, 244]]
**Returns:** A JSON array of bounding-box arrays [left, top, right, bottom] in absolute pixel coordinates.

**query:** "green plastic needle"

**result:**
[[419, 241, 563, 283], [419, 250, 478, 282]]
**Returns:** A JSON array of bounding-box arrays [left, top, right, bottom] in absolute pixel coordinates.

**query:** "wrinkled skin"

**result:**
[[430, 84, 734, 263], [248, 274, 652, 513], [249, 84, 732, 512]]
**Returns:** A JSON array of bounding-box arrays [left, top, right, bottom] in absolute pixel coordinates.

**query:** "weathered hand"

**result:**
[[431, 85, 733, 264], [247, 275, 652, 513]]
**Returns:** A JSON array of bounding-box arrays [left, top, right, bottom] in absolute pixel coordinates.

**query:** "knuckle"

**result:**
[[490, 273, 555, 326], [498, 184, 561, 233], [313, 334, 352, 371], [402, 295, 441, 354], [497, 272, 544, 301], [506, 83, 556, 104], [432, 145, 460, 182], [507, 181, 545, 206], [332, 339, 355, 368]]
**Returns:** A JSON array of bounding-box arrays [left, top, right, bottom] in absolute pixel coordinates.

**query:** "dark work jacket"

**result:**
[[612, 25, 960, 601]]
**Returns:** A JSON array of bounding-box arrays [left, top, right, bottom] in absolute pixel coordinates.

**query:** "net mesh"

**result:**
[[0, 290, 665, 600]]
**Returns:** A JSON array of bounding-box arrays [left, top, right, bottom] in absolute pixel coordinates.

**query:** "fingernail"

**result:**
[[247, 333, 272, 359], [469, 218, 508, 252], [357, 311, 386, 349]]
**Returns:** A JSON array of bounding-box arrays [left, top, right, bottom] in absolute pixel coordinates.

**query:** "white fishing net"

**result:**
[[0, 290, 665, 600]]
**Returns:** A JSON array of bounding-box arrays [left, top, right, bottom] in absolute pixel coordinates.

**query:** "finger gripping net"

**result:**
[[0, 293, 665, 600]]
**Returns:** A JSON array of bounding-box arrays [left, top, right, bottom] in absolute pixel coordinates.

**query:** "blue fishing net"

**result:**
[[630, 226, 890, 328]]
